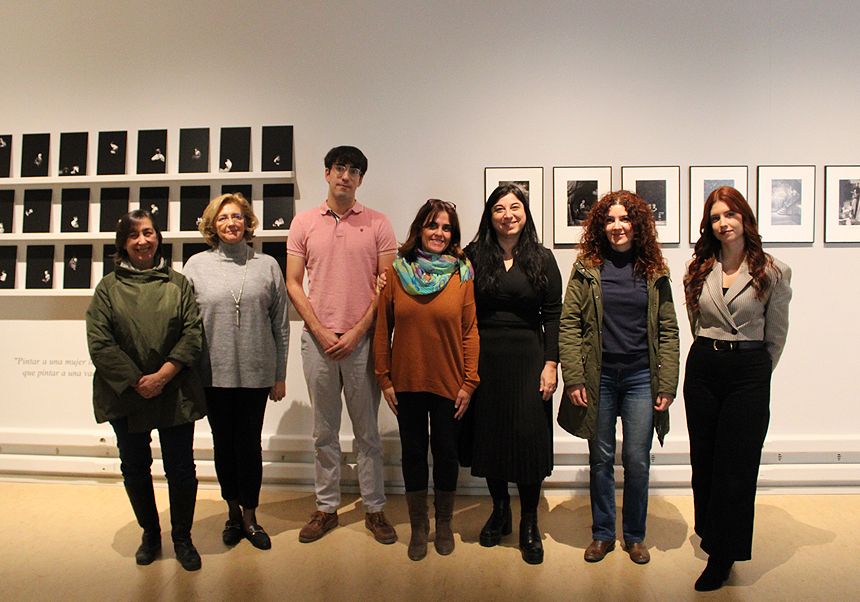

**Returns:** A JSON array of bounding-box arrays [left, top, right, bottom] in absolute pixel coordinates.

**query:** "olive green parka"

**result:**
[[86, 262, 206, 433], [557, 260, 680, 444]]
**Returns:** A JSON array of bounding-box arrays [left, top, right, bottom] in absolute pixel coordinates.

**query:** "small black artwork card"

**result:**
[[61, 188, 90, 232], [140, 186, 169, 231], [222, 184, 252, 203], [0, 134, 12, 178], [182, 242, 208, 266], [179, 128, 209, 173], [99, 187, 130, 232], [263, 183, 294, 230], [21, 133, 50, 177], [261, 125, 293, 171], [97, 131, 127, 175], [63, 244, 92, 289], [137, 129, 167, 174], [0, 246, 16, 288], [262, 241, 287, 284], [219, 127, 251, 173], [23, 189, 52, 233], [102, 243, 116, 276], [26, 245, 54, 289], [59, 132, 88, 176], [0, 190, 13, 234], [179, 185, 210, 231]]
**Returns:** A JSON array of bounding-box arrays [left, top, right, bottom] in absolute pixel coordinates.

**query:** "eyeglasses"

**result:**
[[426, 198, 457, 209], [332, 163, 363, 178], [216, 213, 245, 224]]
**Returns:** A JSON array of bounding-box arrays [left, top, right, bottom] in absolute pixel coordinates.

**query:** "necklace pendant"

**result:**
[[235, 302, 240, 327]]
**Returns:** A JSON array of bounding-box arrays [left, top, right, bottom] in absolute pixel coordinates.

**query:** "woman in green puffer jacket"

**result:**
[[86, 210, 205, 572]]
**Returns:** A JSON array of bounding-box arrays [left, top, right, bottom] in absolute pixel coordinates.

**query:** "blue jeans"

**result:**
[[588, 367, 653, 543]]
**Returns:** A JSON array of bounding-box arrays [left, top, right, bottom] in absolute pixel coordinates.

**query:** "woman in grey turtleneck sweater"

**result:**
[[183, 193, 289, 551]]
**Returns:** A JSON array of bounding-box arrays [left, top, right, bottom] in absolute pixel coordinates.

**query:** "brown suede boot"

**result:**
[[405, 490, 429, 561], [433, 489, 456, 556]]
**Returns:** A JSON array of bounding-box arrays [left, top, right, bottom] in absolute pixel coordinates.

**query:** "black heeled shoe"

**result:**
[[222, 519, 243, 546], [519, 513, 543, 565], [244, 523, 272, 550], [694, 556, 734, 591], [479, 499, 512, 547]]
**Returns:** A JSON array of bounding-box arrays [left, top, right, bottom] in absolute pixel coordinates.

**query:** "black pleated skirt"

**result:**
[[470, 326, 553, 483]]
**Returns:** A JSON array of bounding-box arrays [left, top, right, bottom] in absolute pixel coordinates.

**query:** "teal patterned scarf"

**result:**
[[393, 249, 474, 296]]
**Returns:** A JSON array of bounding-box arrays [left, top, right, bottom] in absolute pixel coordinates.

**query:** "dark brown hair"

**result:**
[[113, 210, 163, 265], [398, 199, 464, 262], [684, 186, 779, 311], [577, 190, 667, 277]]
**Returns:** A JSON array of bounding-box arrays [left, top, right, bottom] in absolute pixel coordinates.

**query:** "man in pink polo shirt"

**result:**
[[286, 146, 398, 544]]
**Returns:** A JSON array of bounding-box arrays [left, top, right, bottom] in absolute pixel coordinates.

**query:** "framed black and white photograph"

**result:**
[[59, 132, 88, 176], [99, 187, 130, 232], [261, 125, 293, 172], [0, 134, 11, 177], [63, 244, 92, 289], [0, 190, 13, 234], [824, 165, 860, 243], [26, 245, 54, 289], [262, 241, 287, 283], [222, 184, 252, 203], [219, 127, 251, 173], [160, 243, 173, 268], [179, 185, 210, 231], [97, 131, 127, 175], [484, 167, 543, 241], [61, 188, 90, 233], [621, 165, 681, 244], [0, 246, 16, 288], [139, 186, 169, 231], [263, 183, 294, 230], [21, 133, 50, 177], [137, 129, 167, 174], [689, 166, 748, 243], [552, 166, 612, 244], [23, 189, 52, 233], [102, 243, 116, 276], [182, 242, 208, 266], [179, 128, 209, 173], [757, 165, 815, 243]]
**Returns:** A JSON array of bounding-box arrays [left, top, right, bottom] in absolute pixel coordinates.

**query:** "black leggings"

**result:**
[[206, 387, 269, 509], [487, 477, 542, 514], [395, 391, 461, 492]]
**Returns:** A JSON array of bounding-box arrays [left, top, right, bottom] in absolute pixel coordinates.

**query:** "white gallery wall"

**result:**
[[1, 0, 858, 489]]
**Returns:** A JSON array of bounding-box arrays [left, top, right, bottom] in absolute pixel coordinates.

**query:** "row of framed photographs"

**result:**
[[0, 184, 294, 235], [485, 165, 860, 244], [0, 241, 288, 291], [0, 126, 293, 178]]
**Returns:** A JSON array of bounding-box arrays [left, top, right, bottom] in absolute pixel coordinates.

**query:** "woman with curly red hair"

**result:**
[[559, 190, 679, 566], [683, 186, 792, 591]]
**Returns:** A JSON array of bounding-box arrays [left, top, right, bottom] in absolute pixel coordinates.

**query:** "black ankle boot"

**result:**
[[169, 479, 201, 571], [135, 530, 162, 565], [519, 512, 543, 565], [694, 555, 733, 591], [479, 498, 512, 547]]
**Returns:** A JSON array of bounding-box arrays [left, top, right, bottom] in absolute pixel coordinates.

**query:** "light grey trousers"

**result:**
[[301, 330, 386, 513]]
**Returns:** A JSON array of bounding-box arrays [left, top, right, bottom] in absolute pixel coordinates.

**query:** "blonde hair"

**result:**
[[199, 192, 258, 247]]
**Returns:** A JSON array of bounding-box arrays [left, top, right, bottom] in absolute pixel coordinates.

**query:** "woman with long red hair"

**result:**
[[683, 186, 792, 591]]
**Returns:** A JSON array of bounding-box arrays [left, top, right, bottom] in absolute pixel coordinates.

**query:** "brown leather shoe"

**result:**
[[584, 539, 615, 562], [623, 541, 650, 564], [365, 511, 398, 544], [298, 510, 338, 543]]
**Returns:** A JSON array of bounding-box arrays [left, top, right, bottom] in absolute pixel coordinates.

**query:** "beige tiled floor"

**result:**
[[2, 481, 858, 601]]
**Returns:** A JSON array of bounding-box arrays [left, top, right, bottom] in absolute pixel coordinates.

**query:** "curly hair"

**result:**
[[466, 183, 548, 296], [398, 199, 464, 262], [199, 192, 258, 247], [577, 190, 667, 278], [684, 186, 780, 311]]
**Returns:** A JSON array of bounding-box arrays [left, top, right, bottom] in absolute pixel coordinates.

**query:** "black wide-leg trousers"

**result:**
[[684, 344, 772, 561]]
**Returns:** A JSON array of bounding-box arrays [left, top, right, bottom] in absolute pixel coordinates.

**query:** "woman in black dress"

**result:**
[[466, 183, 562, 565]]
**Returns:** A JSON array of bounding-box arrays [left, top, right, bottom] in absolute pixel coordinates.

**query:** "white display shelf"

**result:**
[[0, 230, 288, 242], [0, 171, 294, 186]]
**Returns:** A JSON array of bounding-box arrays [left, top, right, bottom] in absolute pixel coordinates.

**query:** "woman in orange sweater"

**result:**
[[374, 199, 479, 561]]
